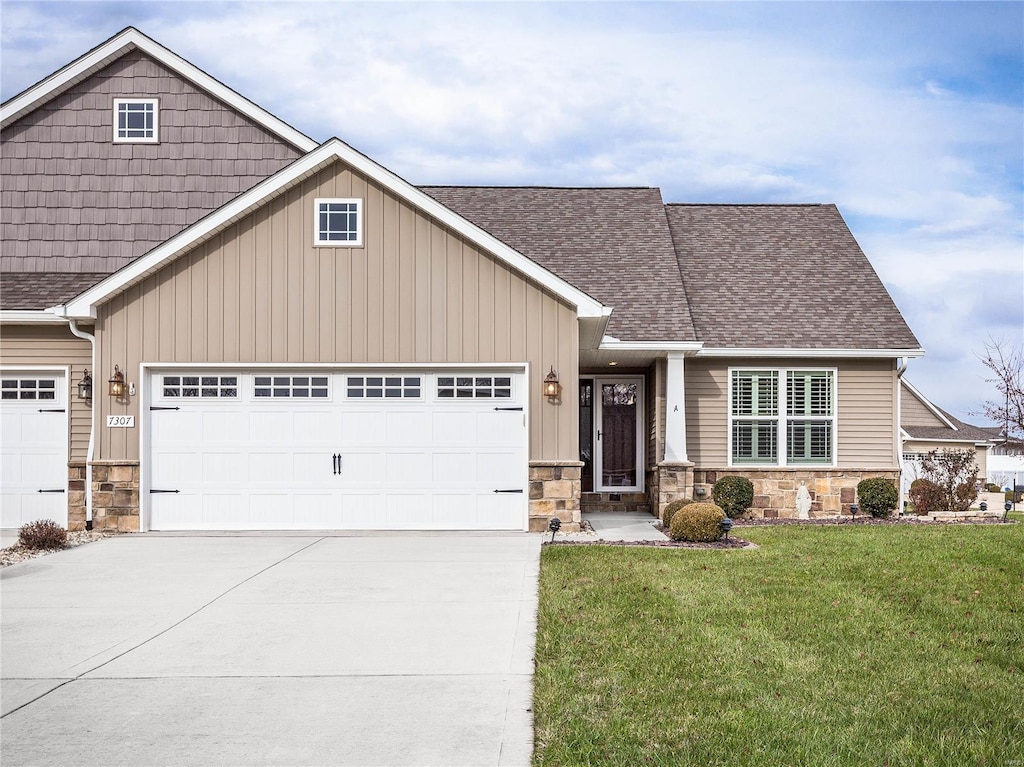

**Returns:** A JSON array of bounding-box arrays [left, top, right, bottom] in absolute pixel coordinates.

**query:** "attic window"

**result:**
[[113, 98, 158, 143], [314, 198, 363, 247]]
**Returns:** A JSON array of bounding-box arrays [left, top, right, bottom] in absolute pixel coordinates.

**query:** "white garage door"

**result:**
[[0, 373, 68, 529], [148, 370, 527, 531]]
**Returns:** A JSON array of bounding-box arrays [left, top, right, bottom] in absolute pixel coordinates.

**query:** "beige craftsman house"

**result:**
[[0, 28, 924, 533]]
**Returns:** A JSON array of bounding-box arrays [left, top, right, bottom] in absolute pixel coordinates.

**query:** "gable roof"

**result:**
[[58, 139, 607, 321], [422, 187, 697, 343], [666, 204, 923, 354], [0, 27, 317, 152], [901, 379, 995, 443]]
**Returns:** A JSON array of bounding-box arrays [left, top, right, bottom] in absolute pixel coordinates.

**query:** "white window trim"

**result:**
[[314, 197, 363, 248], [113, 98, 159, 143], [728, 367, 838, 468]]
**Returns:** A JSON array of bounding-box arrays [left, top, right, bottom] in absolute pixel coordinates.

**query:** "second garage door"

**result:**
[[147, 369, 527, 531]]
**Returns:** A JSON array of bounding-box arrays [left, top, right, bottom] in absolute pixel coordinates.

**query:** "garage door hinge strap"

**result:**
[[494, 489, 524, 493], [150, 406, 180, 411], [37, 488, 65, 493], [37, 408, 65, 413], [150, 489, 180, 494], [493, 407, 523, 411]]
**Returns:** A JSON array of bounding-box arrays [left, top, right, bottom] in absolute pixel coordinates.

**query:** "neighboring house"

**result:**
[[0, 28, 924, 534], [899, 379, 995, 497]]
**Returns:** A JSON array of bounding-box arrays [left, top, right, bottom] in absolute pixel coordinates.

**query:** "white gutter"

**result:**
[[0, 310, 67, 324], [65, 317, 96, 530]]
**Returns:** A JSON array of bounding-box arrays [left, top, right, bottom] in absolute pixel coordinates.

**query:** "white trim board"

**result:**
[[1, 27, 317, 152], [59, 139, 607, 321]]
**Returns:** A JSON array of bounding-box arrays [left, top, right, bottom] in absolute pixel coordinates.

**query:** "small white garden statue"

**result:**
[[796, 481, 812, 519]]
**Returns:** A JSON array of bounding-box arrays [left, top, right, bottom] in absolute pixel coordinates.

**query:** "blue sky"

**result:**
[[3, 1, 1022, 423]]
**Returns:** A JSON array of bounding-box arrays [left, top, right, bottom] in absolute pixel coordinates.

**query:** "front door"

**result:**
[[593, 377, 643, 492]]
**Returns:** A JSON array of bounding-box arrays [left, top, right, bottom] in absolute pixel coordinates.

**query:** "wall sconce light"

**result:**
[[77, 369, 93, 400], [108, 365, 126, 398], [543, 367, 560, 402]]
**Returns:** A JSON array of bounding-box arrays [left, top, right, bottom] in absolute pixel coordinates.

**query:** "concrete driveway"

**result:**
[[1, 532, 540, 766]]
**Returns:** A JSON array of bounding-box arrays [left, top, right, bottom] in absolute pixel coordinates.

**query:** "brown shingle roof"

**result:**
[[901, 380, 997, 442], [421, 186, 697, 342], [665, 204, 921, 349], [0, 272, 107, 310]]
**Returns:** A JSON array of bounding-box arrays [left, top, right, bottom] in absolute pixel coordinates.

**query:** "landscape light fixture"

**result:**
[[543, 367, 560, 402], [850, 503, 859, 520], [719, 517, 733, 541], [108, 365, 125, 398], [77, 369, 93, 400], [548, 517, 561, 542]]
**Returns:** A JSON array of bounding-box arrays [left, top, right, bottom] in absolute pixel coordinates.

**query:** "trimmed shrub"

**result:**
[[712, 475, 754, 518], [669, 502, 726, 542], [909, 479, 943, 515], [857, 477, 898, 518], [662, 498, 694, 529], [18, 519, 68, 550], [985, 482, 1001, 493]]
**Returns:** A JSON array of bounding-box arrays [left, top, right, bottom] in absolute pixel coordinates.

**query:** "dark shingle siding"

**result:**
[[1, 51, 303, 273], [422, 186, 697, 342], [0, 272, 108, 310], [665, 204, 920, 349]]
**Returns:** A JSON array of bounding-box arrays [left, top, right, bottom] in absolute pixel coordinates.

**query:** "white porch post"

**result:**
[[664, 351, 688, 462]]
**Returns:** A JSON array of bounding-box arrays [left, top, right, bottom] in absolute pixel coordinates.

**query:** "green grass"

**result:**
[[533, 525, 1024, 766]]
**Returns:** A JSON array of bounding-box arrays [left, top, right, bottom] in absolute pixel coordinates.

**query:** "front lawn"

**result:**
[[533, 524, 1024, 766]]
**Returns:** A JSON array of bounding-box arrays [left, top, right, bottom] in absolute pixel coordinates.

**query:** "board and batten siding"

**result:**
[[684, 357, 899, 468], [95, 159, 579, 462], [0, 324, 92, 461]]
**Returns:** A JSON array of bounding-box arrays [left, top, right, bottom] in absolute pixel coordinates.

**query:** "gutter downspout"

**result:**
[[66, 319, 96, 531], [896, 357, 909, 516]]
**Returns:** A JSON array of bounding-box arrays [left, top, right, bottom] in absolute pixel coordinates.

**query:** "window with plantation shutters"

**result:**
[[729, 368, 835, 466]]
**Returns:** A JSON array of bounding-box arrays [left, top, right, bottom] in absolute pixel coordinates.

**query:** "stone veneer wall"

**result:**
[[68, 461, 87, 531], [692, 468, 900, 518], [529, 461, 583, 532], [90, 460, 140, 532]]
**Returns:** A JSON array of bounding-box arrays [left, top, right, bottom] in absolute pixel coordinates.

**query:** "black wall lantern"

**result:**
[[77, 369, 93, 400], [108, 365, 125, 398]]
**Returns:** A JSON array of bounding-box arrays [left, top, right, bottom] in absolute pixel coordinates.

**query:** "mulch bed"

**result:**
[[545, 537, 753, 549]]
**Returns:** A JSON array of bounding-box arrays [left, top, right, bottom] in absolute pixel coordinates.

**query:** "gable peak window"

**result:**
[[315, 198, 363, 247], [113, 98, 159, 143]]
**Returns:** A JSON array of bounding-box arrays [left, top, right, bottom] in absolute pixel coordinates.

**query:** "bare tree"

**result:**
[[919, 449, 979, 511], [977, 340, 1024, 440]]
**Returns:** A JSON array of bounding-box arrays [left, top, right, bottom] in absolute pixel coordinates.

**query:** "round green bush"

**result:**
[[662, 498, 694, 529], [669, 502, 726, 542], [985, 482, 1001, 494], [18, 519, 68, 550], [712, 476, 754, 518], [909, 478, 943, 515], [856, 477, 898, 518]]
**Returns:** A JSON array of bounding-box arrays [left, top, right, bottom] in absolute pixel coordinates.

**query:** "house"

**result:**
[[899, 379, 995, 497], [0, 28, 924, 534]]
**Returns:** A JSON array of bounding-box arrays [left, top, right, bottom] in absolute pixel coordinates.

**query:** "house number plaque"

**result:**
[[106, 415, 135, 428]]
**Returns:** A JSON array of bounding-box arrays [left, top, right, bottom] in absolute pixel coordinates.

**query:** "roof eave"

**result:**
[[696, 347, 925, 359], [0, 27, 318, 152], [0, 309, 70, 324]]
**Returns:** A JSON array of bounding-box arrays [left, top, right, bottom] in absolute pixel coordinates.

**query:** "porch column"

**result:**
[[665, 351, 688, 462]]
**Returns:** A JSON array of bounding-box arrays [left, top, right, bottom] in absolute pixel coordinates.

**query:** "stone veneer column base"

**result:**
[[529, 461, 583, 532], [653, 461, 694, 521], [90, 460, 140, 532], [67, 461, 87, 531], [692, 468, 900, 518]]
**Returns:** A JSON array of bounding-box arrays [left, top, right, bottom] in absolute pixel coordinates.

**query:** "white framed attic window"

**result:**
[[113, 98, 159, 143], [314, 198, 363, 247], [728, 368, 836, 467]]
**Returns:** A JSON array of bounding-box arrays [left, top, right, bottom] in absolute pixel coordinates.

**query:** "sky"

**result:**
[[2, 0, 1022, 424]]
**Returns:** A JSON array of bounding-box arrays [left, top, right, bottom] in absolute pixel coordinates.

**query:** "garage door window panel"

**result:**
[[254, 376, 329, 398], [2, 378, 57, 400], [437, 376, 512, 399], [347, 376, 421, 399], [163, 375, 238, 398]]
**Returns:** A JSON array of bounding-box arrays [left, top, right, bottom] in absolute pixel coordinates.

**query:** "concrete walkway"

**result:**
[[561, 512, 667, 542], [1, 533, 540, 766]]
